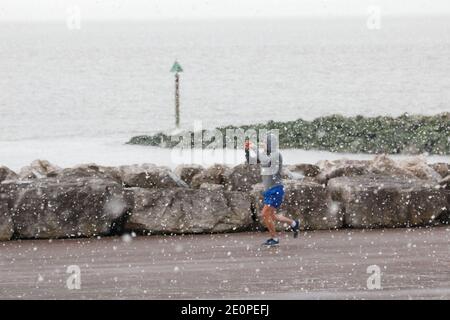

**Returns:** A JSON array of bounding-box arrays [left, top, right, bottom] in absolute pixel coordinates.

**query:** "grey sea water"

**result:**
[[0, 17, 449, 142]]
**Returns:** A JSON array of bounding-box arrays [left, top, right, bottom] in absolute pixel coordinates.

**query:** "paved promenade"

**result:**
[[1, 227, 449, 299]]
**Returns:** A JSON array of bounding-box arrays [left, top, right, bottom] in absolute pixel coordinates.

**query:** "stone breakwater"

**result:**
[[128, 113, 450, 155], [1, 155, 449, 241]]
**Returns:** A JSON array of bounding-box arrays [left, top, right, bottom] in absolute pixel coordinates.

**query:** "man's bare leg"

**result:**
[[276, 213, 300, 239], [262, 205, 277, 239], [274, 214, 294, 225]]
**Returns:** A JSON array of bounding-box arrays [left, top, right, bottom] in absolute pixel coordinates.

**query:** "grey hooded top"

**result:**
[[248, 133, 283, 191]]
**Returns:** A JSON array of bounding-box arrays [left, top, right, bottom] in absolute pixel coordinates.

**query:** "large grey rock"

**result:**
[[315, 156, 442, 185], [369, 155, 441, 181], [0, 166, 18, 183], [226, 163, 261, 192], [328, 175, 448, 228], [125, 187, 253, 234], [283, 180, 342, 230], [0, 211, 13, 241], [190, 164, 232, 189], [57, 164, 122, 182], [0, 184, 15, 241], [174, 164, 204, 186], [396, 157, 442, 181], [315, 159, 370, 184], [10, 177, 131, 239], [439, 175, 450, 189], [431, 163, 450, 178], [439, 189, 450, 224], [367, 155, 415, 178], [118, 164, 183, 189], [19, 160, 61, 180], [286, 164, 320, 178], [199, 183, 225, 192], [251, 180, 342, 230]]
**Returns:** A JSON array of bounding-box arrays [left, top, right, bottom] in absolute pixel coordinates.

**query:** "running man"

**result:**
[[245, 132, 300, 246]]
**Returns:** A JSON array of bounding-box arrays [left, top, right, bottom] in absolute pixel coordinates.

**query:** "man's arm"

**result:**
[[245, 140, 259, 164], [244, 140, 272, 166]]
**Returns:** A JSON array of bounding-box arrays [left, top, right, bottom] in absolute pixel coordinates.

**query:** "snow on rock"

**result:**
[[439, 175, 450, 189], [328, 175, 448, 228], [430, 163, 450, 178], [315, 155, 443, 185], [0, 166, 18, 183], [190, 164, 232, 189], [396, 156, 442, 181], [9, 177, 131, 239], [251, 180, 342, 231], [0, 185, 14, 240], [0, 155, 449, 241], [18, 160, 61, 180], [199, 183, 225, 192], [285, 163, 320, 178], [189, 163, 261, 192], [174, 164, 204, 186], [315, 159, 370, 184], [367, 155, 416, 178], [125, 187, 253, 234], [368, 155, 443, 181], [118, 164, 182, 189], [225, 163, 261, 192], [0, 212, 13, 241], [57, 163, 122, 182]]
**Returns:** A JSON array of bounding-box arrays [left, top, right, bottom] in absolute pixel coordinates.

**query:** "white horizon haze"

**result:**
[[1, 0, 450, 21]]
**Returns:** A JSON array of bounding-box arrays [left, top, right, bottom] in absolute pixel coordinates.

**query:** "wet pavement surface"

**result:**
[[1, 226, 449, 299]]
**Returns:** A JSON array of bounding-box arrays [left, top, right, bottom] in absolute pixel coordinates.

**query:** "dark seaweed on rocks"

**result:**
[[128, 113, 450, 155]]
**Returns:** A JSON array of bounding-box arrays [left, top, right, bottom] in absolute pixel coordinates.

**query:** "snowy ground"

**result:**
[[1, 227, 449, 299], [0, 137, 449, 171]]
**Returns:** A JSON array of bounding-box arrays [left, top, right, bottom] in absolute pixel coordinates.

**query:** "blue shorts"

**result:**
[[263, 185, 284, 209]]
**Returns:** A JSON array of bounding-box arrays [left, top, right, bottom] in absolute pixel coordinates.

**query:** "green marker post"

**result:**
[[170, 61, 183, 128]]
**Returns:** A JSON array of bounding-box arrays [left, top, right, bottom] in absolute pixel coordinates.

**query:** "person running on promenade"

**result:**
[[245, 132, 300, 246]]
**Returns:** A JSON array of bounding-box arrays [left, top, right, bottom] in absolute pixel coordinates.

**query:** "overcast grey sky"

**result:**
[[1, 0, 450, 21]]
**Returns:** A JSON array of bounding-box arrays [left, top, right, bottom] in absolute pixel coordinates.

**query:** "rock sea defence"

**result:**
[[128, 113, 450, 155], [0, 156, 449, 241]]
